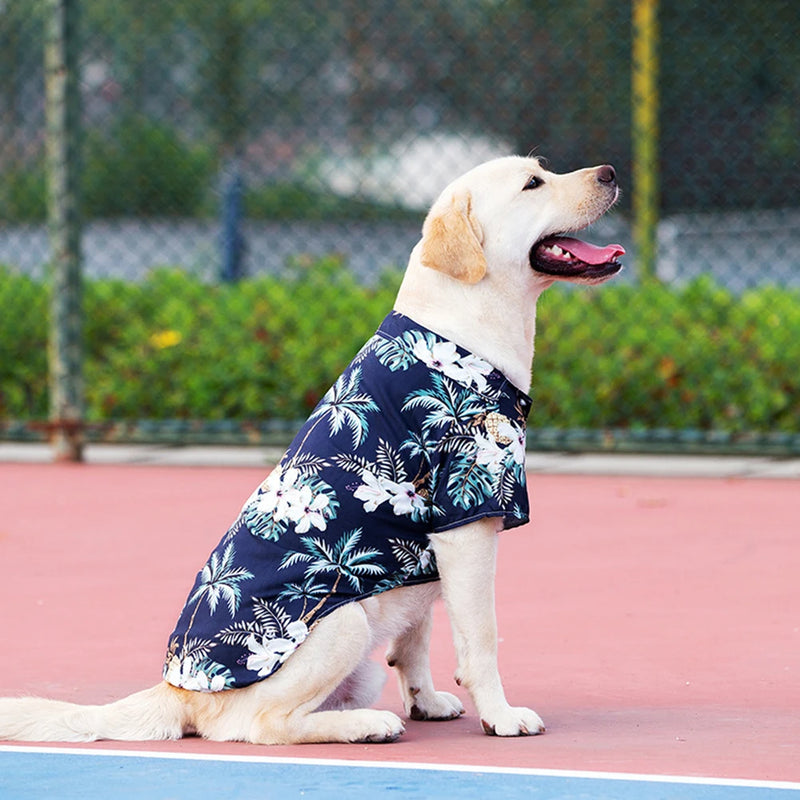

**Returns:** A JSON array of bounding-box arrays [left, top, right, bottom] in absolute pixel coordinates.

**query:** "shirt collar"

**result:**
[[378, 312, 532, 418]]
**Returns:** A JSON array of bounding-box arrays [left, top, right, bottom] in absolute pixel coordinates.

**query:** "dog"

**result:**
[[0, 155, 623, 745]]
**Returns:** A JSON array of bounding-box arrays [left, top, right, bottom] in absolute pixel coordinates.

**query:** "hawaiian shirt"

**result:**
[[163, 311, 532, 692]]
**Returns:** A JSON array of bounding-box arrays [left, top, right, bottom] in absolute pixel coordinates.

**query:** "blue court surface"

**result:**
[[2, 747, 799, 800]]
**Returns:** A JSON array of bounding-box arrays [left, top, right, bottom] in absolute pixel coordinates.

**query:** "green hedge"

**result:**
[[534, 278, 800, 433], [1, 262, 799, 434], [0, 258, 399, 421]]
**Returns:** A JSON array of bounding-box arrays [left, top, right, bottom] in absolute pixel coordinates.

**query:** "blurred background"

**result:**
[[1, 0, 798, 458]]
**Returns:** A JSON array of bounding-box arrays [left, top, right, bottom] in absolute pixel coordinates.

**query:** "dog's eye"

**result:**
[[523, 175, 544, 190]]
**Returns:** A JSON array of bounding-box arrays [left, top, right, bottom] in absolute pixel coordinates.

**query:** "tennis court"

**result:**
[[1, 455, 798, 796]]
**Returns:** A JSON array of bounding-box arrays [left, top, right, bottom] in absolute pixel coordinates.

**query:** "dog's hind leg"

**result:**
[[386, 605, 464, 721], [314, 658, 387, 712], [201, 602, 404, 745]]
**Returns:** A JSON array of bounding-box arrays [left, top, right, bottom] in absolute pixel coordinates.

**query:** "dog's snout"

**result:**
[[597, 165, 616, 185]]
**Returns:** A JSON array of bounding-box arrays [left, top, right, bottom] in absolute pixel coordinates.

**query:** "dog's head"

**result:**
[[419, 156, 624, 287], [396, 156, 625, 390]]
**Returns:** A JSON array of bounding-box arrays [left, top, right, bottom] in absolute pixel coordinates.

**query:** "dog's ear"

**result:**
[[420, 190, 487, 284]]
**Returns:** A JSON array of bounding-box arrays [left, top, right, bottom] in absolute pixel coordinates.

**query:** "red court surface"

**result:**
[[0, 461, 797, 782]]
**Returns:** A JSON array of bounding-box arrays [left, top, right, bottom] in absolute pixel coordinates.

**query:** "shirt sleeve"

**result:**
[[428, 426, 530, 533]]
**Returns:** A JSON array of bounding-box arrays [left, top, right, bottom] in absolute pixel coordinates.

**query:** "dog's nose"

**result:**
[[597, 165, 616, 185]]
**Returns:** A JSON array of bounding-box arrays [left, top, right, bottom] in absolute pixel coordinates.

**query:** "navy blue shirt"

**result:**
[[164, 312, 532, 692]]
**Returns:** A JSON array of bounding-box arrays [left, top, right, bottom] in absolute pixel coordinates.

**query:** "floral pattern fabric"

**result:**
[[163, 312, 532, 692]]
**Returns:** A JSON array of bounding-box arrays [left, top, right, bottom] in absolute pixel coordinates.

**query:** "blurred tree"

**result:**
[[2, 0, 798, 214]]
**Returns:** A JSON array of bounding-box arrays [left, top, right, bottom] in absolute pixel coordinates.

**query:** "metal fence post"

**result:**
[[632, 0, 659, 282], [220, 158, 245, 283], [44, 0, 84, 461]]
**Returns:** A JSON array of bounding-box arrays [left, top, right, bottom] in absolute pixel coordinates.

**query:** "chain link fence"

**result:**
[[1, 0, 799, 455]]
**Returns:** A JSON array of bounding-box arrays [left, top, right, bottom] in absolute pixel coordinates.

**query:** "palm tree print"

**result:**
[[216, 596, 296, 647], [402, 371, 486, 435], [389, 538, 437, 578], [277, 576, 329, 618], [307, 366, 379, 449], [189, 542, 254, 615], [181, 542, 254, 648], [280, 528, 388, 621]]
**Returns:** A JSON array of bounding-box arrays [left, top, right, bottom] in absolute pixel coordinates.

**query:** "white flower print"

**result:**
[[412, 338, 460, 373], [353, 469, 393, 512], [454, 353, 492, 393], [418, 546, 433, 571], [353, 470, 426, 518], [474, 431, 506, 471], [412, 338, 493, 392], [164, 654, 227, 692], [288, 485, 330, 533], [474, 421, 526, 474], [245, 621, 308, 677], [498, 421, 526, 465], [248, 465, 301, 522], [386, 480, 427, 516], [163, 654, 184, 687], [247, 466, 334, 532]]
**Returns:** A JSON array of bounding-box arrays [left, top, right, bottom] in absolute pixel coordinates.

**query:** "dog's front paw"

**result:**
[[480, 706, 545, 737], [408, 690, 464, 721]]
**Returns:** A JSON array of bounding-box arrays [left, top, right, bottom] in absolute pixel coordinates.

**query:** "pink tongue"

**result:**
[[551, 236, 626, 265]]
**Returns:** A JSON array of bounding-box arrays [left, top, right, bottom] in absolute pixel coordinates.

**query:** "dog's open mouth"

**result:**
[[530, 236, 625, 281]]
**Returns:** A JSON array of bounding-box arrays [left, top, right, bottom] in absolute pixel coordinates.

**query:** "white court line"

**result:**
[[2, 744, 799, 792]]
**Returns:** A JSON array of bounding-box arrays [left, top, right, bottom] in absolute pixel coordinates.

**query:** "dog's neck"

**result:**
[[393, 244, 548, 394]]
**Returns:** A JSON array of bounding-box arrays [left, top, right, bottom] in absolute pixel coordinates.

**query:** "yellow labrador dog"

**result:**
[[0, 156, 623, 745]]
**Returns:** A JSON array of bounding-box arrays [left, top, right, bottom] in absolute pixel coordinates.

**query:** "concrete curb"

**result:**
[[2, 442, 799, 479]]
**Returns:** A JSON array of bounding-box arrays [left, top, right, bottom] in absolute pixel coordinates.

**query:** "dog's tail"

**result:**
[[0, 683, 190, 742]]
